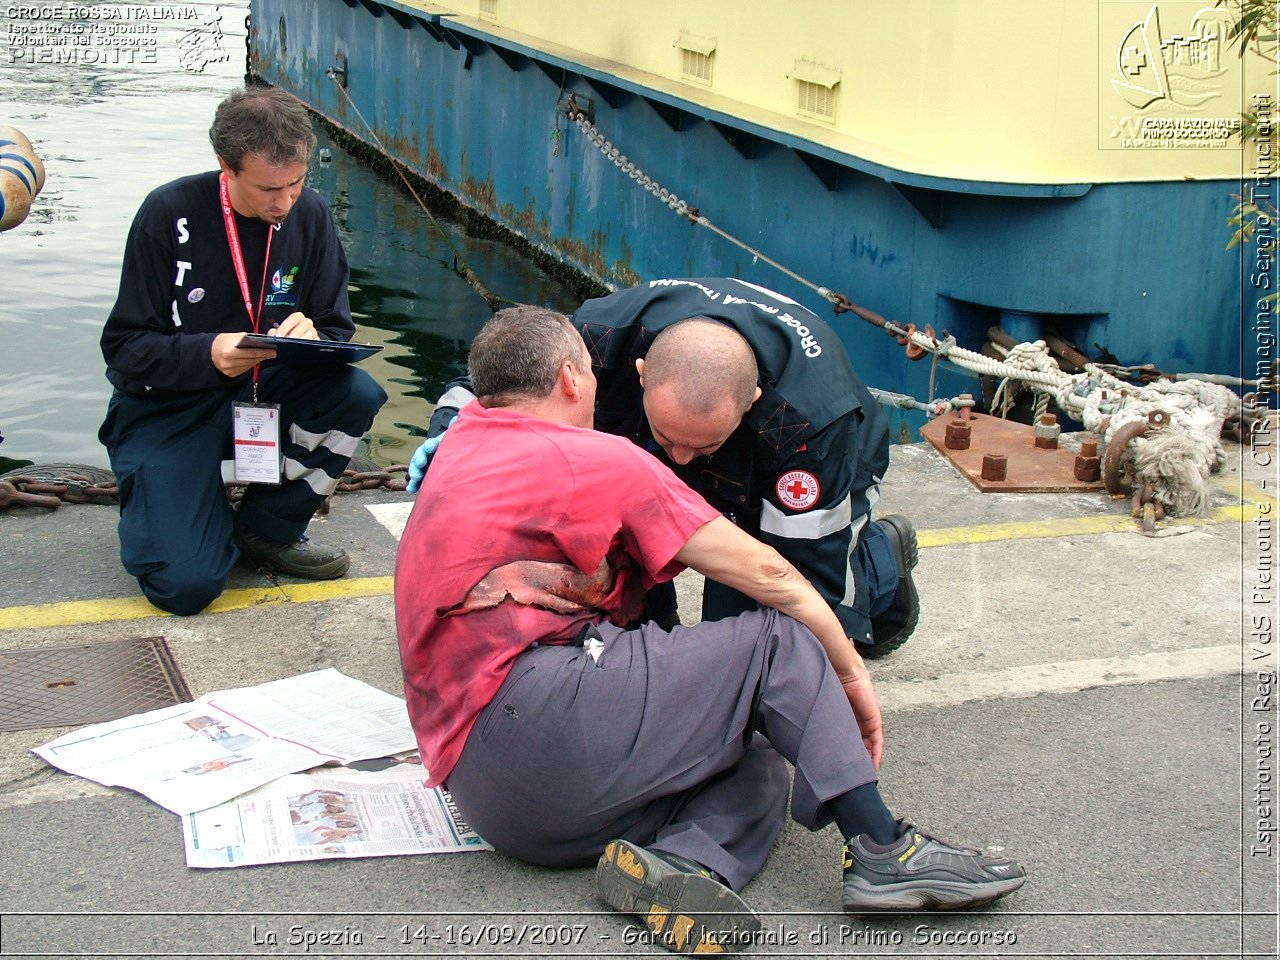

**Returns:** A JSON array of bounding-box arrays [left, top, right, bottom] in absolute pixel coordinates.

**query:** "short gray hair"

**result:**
[[469, 305, 587, 405], [210, 87, 316, 171]]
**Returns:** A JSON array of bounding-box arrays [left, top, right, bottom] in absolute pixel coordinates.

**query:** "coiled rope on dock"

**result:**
[[967, 339, 1242, 517]]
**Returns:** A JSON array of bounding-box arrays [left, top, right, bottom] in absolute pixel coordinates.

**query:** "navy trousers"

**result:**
[[445, 609, 878, 892], [99, 363, 386, 615]]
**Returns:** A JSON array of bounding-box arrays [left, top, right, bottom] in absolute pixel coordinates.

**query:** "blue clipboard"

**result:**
[[237, 333, 383, 365]]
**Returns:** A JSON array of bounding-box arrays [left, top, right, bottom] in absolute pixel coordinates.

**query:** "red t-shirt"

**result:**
[[395, 402, 720, 786]]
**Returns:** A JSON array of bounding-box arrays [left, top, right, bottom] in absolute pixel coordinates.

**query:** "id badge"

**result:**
[[232, 402, 282, 484]]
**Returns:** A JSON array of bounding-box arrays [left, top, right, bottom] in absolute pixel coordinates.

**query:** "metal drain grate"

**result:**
[[0, 636, 192, 732]]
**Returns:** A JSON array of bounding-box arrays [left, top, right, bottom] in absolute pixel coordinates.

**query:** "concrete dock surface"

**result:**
[[0, 434, 1276, 959]]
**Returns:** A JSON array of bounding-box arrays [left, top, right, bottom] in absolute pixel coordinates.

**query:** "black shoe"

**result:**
[[596, 839, 759, 954], [842, 819, 1026, 913], [234, 528, 350, 580], [861, 514, 920, 659]]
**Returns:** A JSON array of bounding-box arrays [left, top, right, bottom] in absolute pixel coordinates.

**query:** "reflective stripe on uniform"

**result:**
[[283, 458, 341, 496], [838, 485, 878, 609], [437, 384, 477, 411], [760, 494, 852, 540], [288, 423, 361, 458]]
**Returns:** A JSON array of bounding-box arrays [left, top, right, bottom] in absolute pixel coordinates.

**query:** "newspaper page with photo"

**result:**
[[183, 756, 491, 868], [33, 670, 419, 815]]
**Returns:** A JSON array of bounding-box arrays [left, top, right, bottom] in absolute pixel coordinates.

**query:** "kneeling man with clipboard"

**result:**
[[98, 87, 387, 616]]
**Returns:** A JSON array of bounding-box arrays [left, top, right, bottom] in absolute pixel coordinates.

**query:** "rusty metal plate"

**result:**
[[0, 636, 192, 732], [921, 412, 1105, 493]]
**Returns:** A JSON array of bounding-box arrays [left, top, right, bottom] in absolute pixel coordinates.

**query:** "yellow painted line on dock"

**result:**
[[1217, 475, 1275, 508], [0, 500, 1261, 631], [919, 514, 1137, 548], [277, 576, 395, 603], [0, 576, 394, 631], [918, 501, 1260, 548], [0, 595, 173, 631]]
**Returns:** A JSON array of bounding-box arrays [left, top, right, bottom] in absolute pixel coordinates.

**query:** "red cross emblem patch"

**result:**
[[775, 470, 820, 511]]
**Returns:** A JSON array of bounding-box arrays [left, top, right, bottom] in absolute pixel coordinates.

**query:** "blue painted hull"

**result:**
[[249, 0, 1260, 432]]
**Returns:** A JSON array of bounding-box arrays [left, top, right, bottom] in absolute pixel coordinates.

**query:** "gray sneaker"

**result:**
[[596, 839, 759, 954], [842, 819, 1026, 913], [234, 528, 350, 580]]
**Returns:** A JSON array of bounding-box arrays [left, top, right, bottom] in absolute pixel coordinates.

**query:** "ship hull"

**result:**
[[249, 0, 1263, 431]]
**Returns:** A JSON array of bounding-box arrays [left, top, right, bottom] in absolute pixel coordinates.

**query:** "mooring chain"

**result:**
[[0, 480, 63, 510], [566, 97, 862, 307], [0, 466, 410, 511], [566, 100, 976, 379], [565, 101, 889, 332], [335, 465, 409, 493], [0, 473, 120, 510], [565, 98, 696, 219]]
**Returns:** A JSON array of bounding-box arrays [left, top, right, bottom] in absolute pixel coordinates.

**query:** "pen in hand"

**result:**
[[272, 312, 320, 340]]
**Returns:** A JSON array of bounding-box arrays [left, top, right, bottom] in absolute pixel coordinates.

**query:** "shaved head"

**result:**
[[638, 319, 763, 464], [643, 318, 759, 416]]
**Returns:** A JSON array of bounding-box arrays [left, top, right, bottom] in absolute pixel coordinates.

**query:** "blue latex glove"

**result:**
[[406, 416, 457, 493]]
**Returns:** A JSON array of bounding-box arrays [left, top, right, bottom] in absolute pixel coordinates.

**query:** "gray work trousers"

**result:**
[[445, 608, 877, 892]]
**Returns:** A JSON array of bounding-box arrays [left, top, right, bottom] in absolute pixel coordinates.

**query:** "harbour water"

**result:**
[[0, 0, 580, 469]]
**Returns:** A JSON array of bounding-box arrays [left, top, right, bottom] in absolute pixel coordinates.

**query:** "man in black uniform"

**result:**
[[413, 277, 917, 656], [99, 87, 386, 616]]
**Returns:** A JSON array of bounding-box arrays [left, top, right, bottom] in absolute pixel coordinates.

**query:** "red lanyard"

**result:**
[[220, 173, 274, 394]]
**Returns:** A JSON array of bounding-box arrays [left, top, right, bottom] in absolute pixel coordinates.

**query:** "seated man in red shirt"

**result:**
[[395, 306, 1025, 954]]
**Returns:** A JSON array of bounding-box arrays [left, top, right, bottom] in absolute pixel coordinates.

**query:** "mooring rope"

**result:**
[[328, 75, 512, 311]]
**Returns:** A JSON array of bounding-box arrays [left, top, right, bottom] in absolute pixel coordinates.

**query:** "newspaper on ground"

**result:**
[[33, 669, 419, 815], [183, 754, 490, 867]]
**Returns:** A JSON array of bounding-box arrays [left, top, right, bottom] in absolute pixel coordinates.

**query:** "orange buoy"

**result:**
[[0, 124, 42, 231], [0, 150, 41, 196], [0, 124, 33, 152], [0, 170, 32, 231], [0, 140, 44, 197]]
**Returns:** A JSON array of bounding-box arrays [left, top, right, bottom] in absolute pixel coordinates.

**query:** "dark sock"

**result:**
[[828, 782, 899, 845]]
